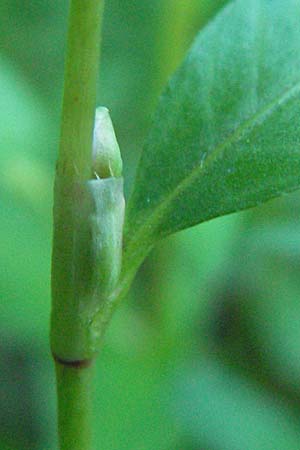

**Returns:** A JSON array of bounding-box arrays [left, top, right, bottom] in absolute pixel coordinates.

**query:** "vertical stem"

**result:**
[[58, 0, 104, 181], [52, 1, 104, 449], [55, 363, 95, 450]]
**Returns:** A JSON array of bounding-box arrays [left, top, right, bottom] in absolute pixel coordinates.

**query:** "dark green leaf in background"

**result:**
[[124, 0, 300, 272], [174, 358, 300, 450]]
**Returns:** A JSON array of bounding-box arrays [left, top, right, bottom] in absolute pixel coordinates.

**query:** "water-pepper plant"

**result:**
[[51, 0, 300, 448]]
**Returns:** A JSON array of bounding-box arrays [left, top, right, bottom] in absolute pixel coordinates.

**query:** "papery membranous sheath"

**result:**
[[89, 107, 124, 308], [51, 107, 124, 363]]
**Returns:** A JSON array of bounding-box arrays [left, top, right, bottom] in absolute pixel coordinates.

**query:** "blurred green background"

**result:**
[[2, 1, 300, 449]]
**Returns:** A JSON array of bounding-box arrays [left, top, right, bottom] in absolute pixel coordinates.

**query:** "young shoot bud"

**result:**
[[92, 107, 122, 178]]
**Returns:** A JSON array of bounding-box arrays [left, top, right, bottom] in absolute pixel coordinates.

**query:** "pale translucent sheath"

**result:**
[[51, 108, 124, 363]]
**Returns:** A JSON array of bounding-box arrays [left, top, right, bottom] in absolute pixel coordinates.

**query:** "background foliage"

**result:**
[[2, 1, 300, 449]]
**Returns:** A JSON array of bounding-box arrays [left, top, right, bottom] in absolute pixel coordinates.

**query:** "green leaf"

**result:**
[[124, 0, 300, 272]]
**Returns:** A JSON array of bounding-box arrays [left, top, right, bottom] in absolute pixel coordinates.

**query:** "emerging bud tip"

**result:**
[[92, 107, 123, 178]]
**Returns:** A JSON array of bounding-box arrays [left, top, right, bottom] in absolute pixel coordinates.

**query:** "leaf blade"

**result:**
[[124, 0, 300, 268]]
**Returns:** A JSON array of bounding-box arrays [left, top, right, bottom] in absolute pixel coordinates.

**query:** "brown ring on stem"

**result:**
[[52, 353, 94, 369]]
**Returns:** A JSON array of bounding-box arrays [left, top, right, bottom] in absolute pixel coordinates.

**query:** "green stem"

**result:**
[[58, 0, 104, 181], [55, 363, 95, 450], [51, 1, 104, 449]]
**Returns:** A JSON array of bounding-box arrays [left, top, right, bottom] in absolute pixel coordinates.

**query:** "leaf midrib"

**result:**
[[126, 79, 300, 253]]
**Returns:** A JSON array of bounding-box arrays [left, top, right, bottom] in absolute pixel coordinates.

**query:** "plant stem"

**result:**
[[51, 1, 104, 449], [55, 363, 95, 450], [58, 0, 104, 181]]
